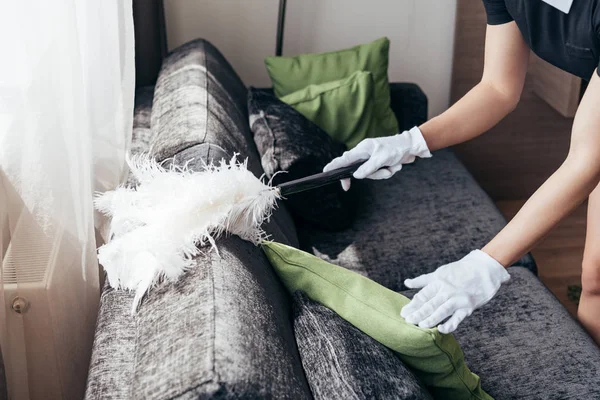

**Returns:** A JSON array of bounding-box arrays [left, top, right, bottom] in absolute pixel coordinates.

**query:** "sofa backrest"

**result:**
[[150, 39, 260, 174], [149, 38, 298, 245], [125, 39, 312, 399]]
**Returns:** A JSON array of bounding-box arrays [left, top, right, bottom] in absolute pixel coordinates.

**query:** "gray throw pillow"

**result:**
[[292, 291, 433, 400], [248, 89, 357, 231]]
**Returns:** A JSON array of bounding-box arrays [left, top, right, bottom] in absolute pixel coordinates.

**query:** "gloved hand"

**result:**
[[323, 126, 432, 191], [400, 250, 510, 334]]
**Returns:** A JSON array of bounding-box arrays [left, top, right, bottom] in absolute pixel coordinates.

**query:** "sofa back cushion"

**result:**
[[150, 38, 297, 246], [150, 39, 256, 169], [132, 237, 313, 399], [129, 39, 311, 399]]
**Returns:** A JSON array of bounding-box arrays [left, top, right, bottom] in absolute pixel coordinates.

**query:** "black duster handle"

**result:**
[[276, 162, 364, 197]]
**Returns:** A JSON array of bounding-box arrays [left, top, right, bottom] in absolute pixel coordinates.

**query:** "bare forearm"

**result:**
[[483, 71, 600, 267], [483, 157, 600, 266], [419, 82, 517, 151]]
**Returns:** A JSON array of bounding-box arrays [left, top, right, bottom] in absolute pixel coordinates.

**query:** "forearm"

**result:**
[[483, 71, 600, 266], [483, 156, 600, 266], [419, 81, 517, 151]]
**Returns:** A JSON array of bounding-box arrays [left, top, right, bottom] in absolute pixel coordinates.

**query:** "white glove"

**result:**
[[400, 250, 510, 334], [323, 126, 432, 191]]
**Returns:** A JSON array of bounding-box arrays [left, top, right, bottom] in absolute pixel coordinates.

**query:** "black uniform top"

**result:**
[[482, 0, 600, 80]]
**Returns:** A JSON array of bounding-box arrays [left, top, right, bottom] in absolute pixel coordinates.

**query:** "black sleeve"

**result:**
[[481, 0, 514, 25]]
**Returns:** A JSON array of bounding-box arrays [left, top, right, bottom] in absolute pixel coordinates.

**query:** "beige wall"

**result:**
[[164, 0, 457, 118]]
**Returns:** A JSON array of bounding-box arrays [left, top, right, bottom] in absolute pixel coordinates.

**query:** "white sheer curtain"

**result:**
[[0, 2, 134, 399]]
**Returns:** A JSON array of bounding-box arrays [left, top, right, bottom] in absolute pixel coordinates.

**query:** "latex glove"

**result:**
[[323, 126, 432, 191], [400, 250, 510, 334]]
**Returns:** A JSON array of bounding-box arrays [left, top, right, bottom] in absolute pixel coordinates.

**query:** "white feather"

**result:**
[[95, 154, 280, 313]]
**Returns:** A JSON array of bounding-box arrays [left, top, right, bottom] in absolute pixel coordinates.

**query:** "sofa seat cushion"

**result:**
[[293, 292, 433, 400], [403, 267, 600, 399], [299, 149, 536, 291]]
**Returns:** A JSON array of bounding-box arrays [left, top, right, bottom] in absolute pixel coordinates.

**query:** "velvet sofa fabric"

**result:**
[[84, 38, 600, 400], [86, 39, 311, 399], [264, 241, 491, 400], [404, 267, 600, 399], [292, 292, 433, 400], [247, 88, 357, 231], [298, 149, 537, 291]]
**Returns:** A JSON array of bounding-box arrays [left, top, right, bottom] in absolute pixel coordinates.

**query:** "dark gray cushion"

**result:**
[[148, 38, 298, 246], [292, 291, 432, 400], [126, 85, 157, 187], [299, 149, 536, 292], [403, 267, 600, 400], [130, 86, 155, 155], [149, 39, 261, 176], [133, 237, 311, 399], [248, 88, 357, 231], [85, 286, 137, 399], [86, 39, 311, 399], [86, 87, 153, 400], [388, 83, 428, 133]]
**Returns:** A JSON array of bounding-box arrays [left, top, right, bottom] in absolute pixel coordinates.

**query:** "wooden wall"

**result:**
[[450, 0, 575, 200]]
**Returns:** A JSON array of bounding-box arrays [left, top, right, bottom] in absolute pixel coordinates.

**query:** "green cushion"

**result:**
[[262, 241, 493, 400], [264, 37, 399, 143], [279, 71, 376, 148]]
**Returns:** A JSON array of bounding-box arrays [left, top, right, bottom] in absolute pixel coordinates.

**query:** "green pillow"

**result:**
[[280, 71, 376, 148], [262, 241, 493, 400], [264, 37, 399, 141]]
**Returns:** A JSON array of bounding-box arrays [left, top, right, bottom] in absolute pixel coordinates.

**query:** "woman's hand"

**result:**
[[323, 126, 431, 191], [401, 250, 510, 334]]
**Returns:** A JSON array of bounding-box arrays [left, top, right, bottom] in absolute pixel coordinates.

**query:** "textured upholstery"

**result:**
[[126, 86, 157, 187], [85, 285, 136, 399], [148, 39, 297, 245], [293, 292, 432, 400], [85, 39, 311, 399], [298, 149, 536, 292], [248, 88, 357, 231], [403, 267, 600, 400], [85, 38, 600, 400], [130, 86, 155, 154]]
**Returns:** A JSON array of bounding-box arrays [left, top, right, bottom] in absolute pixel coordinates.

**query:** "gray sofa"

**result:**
[[84, 39, 600, 399]]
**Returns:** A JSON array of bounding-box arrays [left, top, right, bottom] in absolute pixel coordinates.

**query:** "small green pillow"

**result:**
[[264, 37, 399, 141], [280, 71, 376, 148], [262, 241, 493, 400]]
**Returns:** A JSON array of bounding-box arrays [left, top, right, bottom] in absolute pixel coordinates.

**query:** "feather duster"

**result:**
[[95, 154, 280, 313]]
